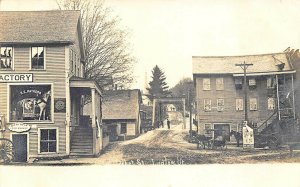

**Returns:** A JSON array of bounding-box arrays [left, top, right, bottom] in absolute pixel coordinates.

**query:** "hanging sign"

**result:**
[[8, 123, 31, 133], [242, 121, 254, 148], [0, 73, 33, 82]]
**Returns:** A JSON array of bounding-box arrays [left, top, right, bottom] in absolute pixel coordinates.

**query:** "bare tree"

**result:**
[[57, 0, 135, 88]]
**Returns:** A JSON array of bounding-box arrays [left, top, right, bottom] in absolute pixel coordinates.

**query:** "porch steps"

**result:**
[[70, 127, 94, 156]]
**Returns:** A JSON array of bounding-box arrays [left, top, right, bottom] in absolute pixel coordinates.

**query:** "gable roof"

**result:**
[[192, 53, 294, 75], [0, 10, 81, 45], [102, 89, 141, 120]]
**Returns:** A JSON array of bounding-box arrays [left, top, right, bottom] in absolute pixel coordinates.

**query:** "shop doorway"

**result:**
[[12, 134, 27, 162], [213, 124, 230, 141]]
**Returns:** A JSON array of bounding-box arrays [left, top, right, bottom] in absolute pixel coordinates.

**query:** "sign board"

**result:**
[[8, 123, 31, 133], [242, 121, 254, 148], [0, 73, 33, 82]]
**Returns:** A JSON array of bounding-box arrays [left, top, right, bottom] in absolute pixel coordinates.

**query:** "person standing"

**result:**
[[167, 119, 170, 129]]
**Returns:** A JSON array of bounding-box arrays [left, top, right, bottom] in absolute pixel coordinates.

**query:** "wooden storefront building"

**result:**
[[0, 11, 104, 162]]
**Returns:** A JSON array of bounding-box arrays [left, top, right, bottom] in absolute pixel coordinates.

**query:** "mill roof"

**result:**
[[192, 53, 294, 75]]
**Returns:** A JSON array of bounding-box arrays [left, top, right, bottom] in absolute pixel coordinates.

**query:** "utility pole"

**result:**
[[235, 61, 253, 122], [189, 90, 193, 138]]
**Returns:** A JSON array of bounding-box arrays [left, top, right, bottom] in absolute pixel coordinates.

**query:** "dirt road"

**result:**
[[72, 124, 300, 165]]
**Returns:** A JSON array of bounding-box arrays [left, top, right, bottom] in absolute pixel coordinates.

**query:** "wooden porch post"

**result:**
[[91, 88, 96, 155], [276, 75, 281, 120], [292, 74, 296, 119]]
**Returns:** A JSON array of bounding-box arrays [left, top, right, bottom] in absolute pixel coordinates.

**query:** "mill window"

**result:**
[[203, 78, 211, 90], [216, 78, 224, 90], [236, 98, 243, 111]]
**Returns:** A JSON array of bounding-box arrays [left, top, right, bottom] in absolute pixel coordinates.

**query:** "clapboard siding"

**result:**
[[195, 75, 276, 135], [0, 45, 68, 156], [0, 84, 7, 116], [28, 125, 66, 155]]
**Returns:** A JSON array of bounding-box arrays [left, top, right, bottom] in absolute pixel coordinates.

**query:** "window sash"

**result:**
[[267, 77, 275, 88], [249, 78, 256, 86], [203, 99, 211, 111], [216, 78, 224, 90], [268, 98, 275, 110], [249, 98, 258, 111], [236, 99, 243, 111], [121, 123, 127, 134], [40, 129, 57, 153], [203, 78, 211, 90], [31, 47, 44, 69], [0, 46, 13, 69]]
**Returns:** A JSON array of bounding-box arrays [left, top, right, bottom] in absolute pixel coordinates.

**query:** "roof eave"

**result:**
[[193, 70, 296, 76], [0, 41, 74, 45]]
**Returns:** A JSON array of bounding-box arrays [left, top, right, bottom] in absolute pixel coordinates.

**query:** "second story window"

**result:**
[[236, 98, 243, 111], [216, 78, 224, 90], [31, 47, 44, 70], [249, 98, 258, 111], [203, 78, 211, 90], [235, 78, 243, 89], [268, 98, 275, 110], [249, 78, 256, 89], [267, 77, 275, 89], [0, 46, 13, 70]]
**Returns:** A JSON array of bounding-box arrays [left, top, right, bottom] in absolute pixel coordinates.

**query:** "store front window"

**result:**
[[10, 85, 52, 121]]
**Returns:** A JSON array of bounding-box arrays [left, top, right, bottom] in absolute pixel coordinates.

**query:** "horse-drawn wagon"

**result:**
[[190, 129, 227, 150]]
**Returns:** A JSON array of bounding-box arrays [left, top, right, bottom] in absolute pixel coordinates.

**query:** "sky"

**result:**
[[1, 0, 300, 90]]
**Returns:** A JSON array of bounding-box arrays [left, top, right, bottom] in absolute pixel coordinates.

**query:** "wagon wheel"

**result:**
[[0, 138, 15, 163]]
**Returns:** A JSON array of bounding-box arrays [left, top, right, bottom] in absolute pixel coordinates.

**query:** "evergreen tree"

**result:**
[[169, 77, 195, 111], [146, 65, 170, 101]]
